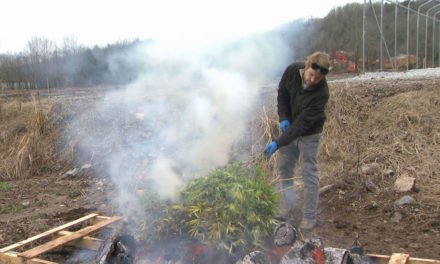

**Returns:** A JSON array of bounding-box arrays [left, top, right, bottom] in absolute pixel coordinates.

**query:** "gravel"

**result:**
[[331, 67, 440, 82]]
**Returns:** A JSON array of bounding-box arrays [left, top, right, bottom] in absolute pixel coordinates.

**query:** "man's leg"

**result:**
[[298, 133, 322, 229], [278, 139, 300, 217]]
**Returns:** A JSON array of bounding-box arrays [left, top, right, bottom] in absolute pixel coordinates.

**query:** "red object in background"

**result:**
[[335, 51, 349, 62]]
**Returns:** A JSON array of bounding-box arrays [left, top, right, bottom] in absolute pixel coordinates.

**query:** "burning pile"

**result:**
[[136, 161, 279, 262], [242, 223, 365, 264]]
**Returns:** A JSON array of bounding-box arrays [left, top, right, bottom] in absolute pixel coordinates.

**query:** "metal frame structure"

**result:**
[[424, 3, 440, 67], [432, 10, 440, 66], [416, 0, 433, 68], [362, 0, 440, 72]]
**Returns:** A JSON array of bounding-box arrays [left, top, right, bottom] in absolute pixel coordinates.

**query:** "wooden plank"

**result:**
[[0, 213, 99, 253], [389, 253, 410, 264], [407, 258, 440, 264], [89, 215, 111, 225], [56, 231, 103, 251], [18, 216, 122, 259], [368, 254, 396, 264], [0, 252, 57, 264], [368, 254, 440, 264]]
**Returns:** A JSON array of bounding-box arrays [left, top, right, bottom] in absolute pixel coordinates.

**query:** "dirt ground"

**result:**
[[0, 73, 439, 262]]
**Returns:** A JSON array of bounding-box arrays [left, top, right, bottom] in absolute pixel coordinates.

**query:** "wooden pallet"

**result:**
[[0, 213, 122, 264], [366, 254, 440, 264]]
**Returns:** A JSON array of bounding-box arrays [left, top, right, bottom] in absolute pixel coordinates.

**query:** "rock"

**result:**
[[391, 212, 403, 223], [280, 239, 323, 264], [60, 165, 92, 180], [64, 168, 79, 177], [324, 247, 351, 264], [334, 219, 349, 229], [361, 162, 380, 175], [274, 222, 297, 247], [408, 243, 421, 249], [394, 175, 416, 192], [395, 195, 417, 207], [366, 201, 379, 211], [365, 180, 380, 193], [383, 169, 395, 177], [319, 184, 337, 195], [242, 251, 268, 264]]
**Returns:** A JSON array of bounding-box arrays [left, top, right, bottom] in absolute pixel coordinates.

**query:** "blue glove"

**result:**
[[264, 141, 278, 158], [280, 120, 291, 133]]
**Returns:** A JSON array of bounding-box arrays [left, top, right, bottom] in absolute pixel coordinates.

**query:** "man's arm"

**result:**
[[277, 66, 292, 122]]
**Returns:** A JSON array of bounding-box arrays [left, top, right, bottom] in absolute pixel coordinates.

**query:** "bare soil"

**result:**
[[0, 74, 439, 261]]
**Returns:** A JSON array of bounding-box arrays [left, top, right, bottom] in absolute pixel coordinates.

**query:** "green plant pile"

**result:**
[[142, 161, 279, 254]]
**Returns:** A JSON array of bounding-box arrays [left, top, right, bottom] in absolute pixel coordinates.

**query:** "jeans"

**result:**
[[278, 133, 322, 221]]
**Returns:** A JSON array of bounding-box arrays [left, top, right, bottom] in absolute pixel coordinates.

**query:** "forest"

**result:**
[[0, 0, 437, 89]]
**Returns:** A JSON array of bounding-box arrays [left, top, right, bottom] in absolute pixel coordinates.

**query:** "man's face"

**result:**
[[303, 66, 325, 88]]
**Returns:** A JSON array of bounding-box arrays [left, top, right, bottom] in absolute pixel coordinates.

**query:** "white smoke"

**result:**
[[70, 32, 292, 216]]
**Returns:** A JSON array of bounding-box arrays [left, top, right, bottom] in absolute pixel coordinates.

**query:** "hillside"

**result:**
[[0, 70, 439, 262]]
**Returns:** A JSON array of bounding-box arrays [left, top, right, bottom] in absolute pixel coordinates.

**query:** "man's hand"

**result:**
[[279, 120, 291, 133], [264, 141, 278, 158]]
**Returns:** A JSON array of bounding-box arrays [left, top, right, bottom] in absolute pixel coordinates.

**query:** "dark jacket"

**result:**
[[276, 62, 329, 147]]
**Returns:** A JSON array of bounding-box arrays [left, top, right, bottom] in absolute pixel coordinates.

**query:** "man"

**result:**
[[264, 51, 330, 230]]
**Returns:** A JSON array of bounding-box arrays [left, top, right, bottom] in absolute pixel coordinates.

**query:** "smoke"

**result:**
[[67, 31, 292, 217]]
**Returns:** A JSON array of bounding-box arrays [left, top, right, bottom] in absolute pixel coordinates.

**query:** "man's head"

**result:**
[[303, 51, 330, 88]]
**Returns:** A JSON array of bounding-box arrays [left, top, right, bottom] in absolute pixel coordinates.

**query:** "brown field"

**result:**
[[0, 74, 439, 261]]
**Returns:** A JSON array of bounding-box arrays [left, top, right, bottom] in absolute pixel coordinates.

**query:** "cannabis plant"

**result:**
[[150, 161, 279, 254]]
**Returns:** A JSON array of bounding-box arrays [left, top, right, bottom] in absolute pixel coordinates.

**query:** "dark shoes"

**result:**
[[276, 207, 318, 231], [299, 218, 317, 231], [275, 207, 303, 227]]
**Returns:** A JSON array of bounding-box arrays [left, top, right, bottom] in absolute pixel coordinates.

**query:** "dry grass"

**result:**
[[0, 97, 62, 180], [359, 89, 440, 203], [253, 82, 440, 208], [1, 81, 439, 210], [246, 103, 280, 184]]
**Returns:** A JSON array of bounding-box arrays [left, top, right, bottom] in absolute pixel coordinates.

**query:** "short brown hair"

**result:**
[[305, 51, 331, 74]]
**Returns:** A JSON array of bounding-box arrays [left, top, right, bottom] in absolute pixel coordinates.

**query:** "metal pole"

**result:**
[[438, 18, 440, 66], [363, 0, 366, 72], [407, 0, 412, 70], [381, 0, 384, 71], [395, 0, 398, 68], [417, 0, 434, 68], [424, 4, 440, 68], [432, 10, 440, 66], [373, 0, 398, 70]]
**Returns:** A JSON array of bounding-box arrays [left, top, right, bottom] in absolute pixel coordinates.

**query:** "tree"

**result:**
[[25, 37, 56, 88]]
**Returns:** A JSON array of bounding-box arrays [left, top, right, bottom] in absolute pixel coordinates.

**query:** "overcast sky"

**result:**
[[0, 0, 366, 53]]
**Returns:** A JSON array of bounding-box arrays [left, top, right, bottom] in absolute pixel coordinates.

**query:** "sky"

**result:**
[[0, 0, 366, 53]]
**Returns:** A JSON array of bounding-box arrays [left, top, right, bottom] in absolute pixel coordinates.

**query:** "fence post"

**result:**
[[407, 0, 413, 70], [432, 11, 440, 67], [417, 0, 434, 68], [363, 0, 367, 73], [424, 4, 440, 68], [395, 0, 398, 70]]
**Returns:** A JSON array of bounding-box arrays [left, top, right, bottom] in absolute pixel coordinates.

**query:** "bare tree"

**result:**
[[25, 37, 56, 88]]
